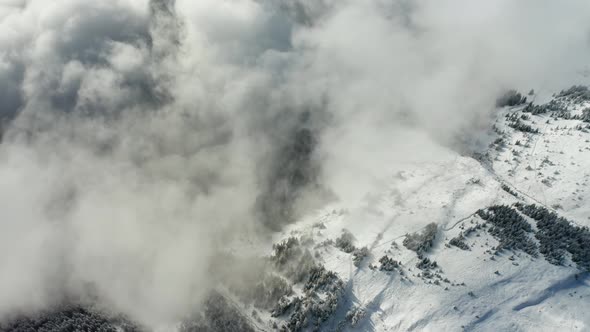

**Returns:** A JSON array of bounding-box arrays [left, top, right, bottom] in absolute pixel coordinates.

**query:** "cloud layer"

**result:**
[[0, 0, 589, 328]]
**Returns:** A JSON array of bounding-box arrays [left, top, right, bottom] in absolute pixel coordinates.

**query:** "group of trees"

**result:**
[[571, 108, 590, 123], [1, 307, 141, 332], [334, 230, 356, 253], [345, 307, 367, 327], [272, 237, 304, 267], [378, 255, 401, 272], [449, 235, 470, 251], [334, 229, 369, 267], [522, 100, 566, 115], [270, 237, 346, 331], [509, 86, 590, 127], [403, 223, 438, 253], [449, 223, 485, 251], [496, 90, 528, 107], [475, 204, 590, 271], [284, 290, 341, 332], [501, 184, 519, 197], [304, 266, 343, 294], [515, 203, 590, 270], [507, 118, 539, 134], [352, 247, 370, 267], [271, 237, 316, 283], [416, 256, 438, 271], [557, 85, 590, 102], [476, 205, 538, 256], [278, 265, 344, 332]]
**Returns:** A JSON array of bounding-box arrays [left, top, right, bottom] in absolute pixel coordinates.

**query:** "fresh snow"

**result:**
[[254, 92, 590, 331]]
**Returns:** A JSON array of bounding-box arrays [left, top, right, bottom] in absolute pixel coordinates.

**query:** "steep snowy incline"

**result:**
[[489, 88, 590, 225], [255, 89, 590, 331], [269, 154, 588, 331]]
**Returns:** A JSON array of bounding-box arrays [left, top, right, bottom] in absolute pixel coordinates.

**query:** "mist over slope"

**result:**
[[0, 0, 589, 330]]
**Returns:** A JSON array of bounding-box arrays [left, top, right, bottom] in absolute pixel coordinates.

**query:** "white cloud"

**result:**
[[0, 0, 589, 328]]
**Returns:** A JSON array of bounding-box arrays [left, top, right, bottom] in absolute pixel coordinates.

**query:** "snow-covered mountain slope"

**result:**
[[489, 88, 590, 226], [261, 165, 588, 331], [4, 89, 590, 332], [248, 88, 590, 332]]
